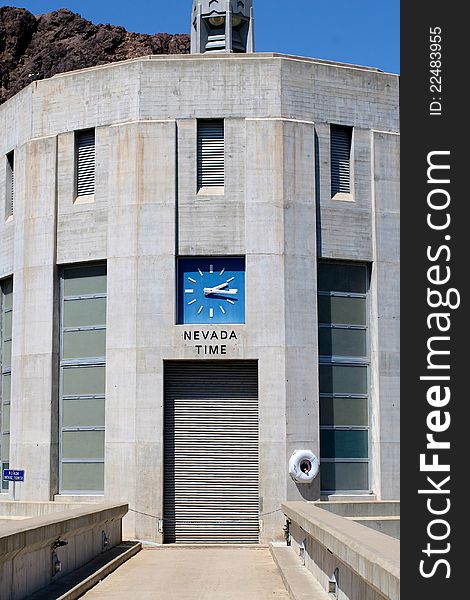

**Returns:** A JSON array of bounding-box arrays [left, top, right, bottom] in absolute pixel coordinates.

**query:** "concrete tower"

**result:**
[[191, 0, 254, 54]]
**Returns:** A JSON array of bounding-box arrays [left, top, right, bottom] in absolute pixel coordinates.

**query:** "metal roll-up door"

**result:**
[[164, 361, 259, 544]]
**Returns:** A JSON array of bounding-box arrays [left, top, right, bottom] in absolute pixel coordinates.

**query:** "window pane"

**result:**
[[1, 281, 13, 307], [2, 311, 12, 338], [61, 462, 104, 492], [1, 462, 9, 492], [63, 298, 106, 328], [319, 328, 367, 358], [63, 329, 106, 360], [320, 461, 369, 492], [319, 364, 368, 395], [2, 404, 10, 433], [1, 434, 10, 461], [62, 366, 105, 396], [321, 430, 369, 459], [2, 374, 11, 402], [320, 397, 368, 427], [2, 340, 12, 367], [62, 430, 104, 460], [63, 399, 105, 428], [318, 295, 366, 326], [63, 266, 107, 296], [318, 263, 367, 294]]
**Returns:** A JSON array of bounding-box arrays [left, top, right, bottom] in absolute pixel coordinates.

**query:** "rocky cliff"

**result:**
[[0, 6, 190, 105]]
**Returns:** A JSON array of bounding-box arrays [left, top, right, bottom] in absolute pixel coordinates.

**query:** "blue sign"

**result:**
[[3, 469, 24, 482]]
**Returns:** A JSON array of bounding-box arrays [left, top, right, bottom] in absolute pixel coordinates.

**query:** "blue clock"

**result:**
[[178, 257, 245, 324]]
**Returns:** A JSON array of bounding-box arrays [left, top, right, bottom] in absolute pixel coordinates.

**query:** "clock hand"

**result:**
[[203, 282, 229, 295], [210, 282, 229, 291], [209, 278, 235, 291], [204, 288, 238, 296]]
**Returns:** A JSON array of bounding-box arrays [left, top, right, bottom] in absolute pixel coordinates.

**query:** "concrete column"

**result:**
[[245, 118, 317, 539], [105, 121, 176, 541], [245, 118, 286, 540], [371, 131, 400, 500], [282, 120, 319, 501], [10, 135, 58, 500], [225, 7, 233, 53]]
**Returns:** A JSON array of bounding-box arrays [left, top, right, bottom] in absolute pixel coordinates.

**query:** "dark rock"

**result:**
[[0, 6, 190, 105]]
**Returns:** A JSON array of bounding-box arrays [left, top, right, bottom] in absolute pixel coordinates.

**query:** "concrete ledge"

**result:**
[[313, 501, 400, 518], [0, 503, 128, 600], [282, 501, 399, 600], [0, 503, 128, 556], [28, 541, 142, 600], [346, 516, 400, 540], [320, 494, 377, 502], [0, 500, 96, 518], [270, 543, 330, 600]]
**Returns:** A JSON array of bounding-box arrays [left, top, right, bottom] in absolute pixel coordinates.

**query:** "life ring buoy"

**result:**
[[289, 449, 319, 483]]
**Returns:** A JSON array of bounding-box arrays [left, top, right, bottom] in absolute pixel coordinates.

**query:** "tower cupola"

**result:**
[[191, 0, 254, 54]]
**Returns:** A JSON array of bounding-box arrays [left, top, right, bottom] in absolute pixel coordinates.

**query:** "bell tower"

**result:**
[[191, 0, 254, 54]]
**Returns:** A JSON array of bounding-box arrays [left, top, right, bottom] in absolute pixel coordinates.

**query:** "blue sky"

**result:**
[[2, 0, 400, 73]]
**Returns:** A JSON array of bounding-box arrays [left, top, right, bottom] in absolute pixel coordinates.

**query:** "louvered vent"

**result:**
[[76, 129, 95, 196], [331, 125, 352, 196], [197, 121, 225, 190], [205, 33, 226, 52], [6, 151, 14, 218]]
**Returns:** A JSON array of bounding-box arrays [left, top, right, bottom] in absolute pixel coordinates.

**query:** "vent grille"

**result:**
[[197, 121, 224, 189], [76, 130, 95, 196], [331, 125, 352, 196], [6, 151, 14, 217]]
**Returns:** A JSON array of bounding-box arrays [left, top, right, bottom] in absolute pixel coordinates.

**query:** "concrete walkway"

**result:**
[[82, 546, 290, 600]]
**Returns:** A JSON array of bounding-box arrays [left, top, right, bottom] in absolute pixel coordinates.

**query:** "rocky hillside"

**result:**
[[0, 6, 190, 105]]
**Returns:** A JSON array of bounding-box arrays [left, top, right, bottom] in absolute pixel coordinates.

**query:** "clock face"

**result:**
[[178, 257, 245, 324]]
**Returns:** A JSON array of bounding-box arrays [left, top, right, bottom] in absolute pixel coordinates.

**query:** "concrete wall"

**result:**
[[283, 501, 400, 600], [0, 503, 127, 600], [0, 53, 400, 542]]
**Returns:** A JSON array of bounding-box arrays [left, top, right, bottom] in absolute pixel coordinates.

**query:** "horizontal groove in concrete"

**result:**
[[346, 516, 400, 521], [143, 543, 270, 550], [270, 544, 330, 600], [28, 541, 142, 600]]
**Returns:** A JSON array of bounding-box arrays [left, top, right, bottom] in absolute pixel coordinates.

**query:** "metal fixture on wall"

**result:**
[[51, 539, 68, 577], [102, 530, 110, 551], [329, 568, 339, 597]]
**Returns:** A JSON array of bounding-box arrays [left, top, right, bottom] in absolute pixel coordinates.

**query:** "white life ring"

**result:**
[[289, 449, 319, 484]]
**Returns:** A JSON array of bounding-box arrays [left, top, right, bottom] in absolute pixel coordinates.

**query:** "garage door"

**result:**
[[164, 361, 259, 544]]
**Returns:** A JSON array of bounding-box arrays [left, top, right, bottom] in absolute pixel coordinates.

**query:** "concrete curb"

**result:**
[[59, 541, 142, 600], [29, 541, 142, 600], [270, 543, 330, 600]]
